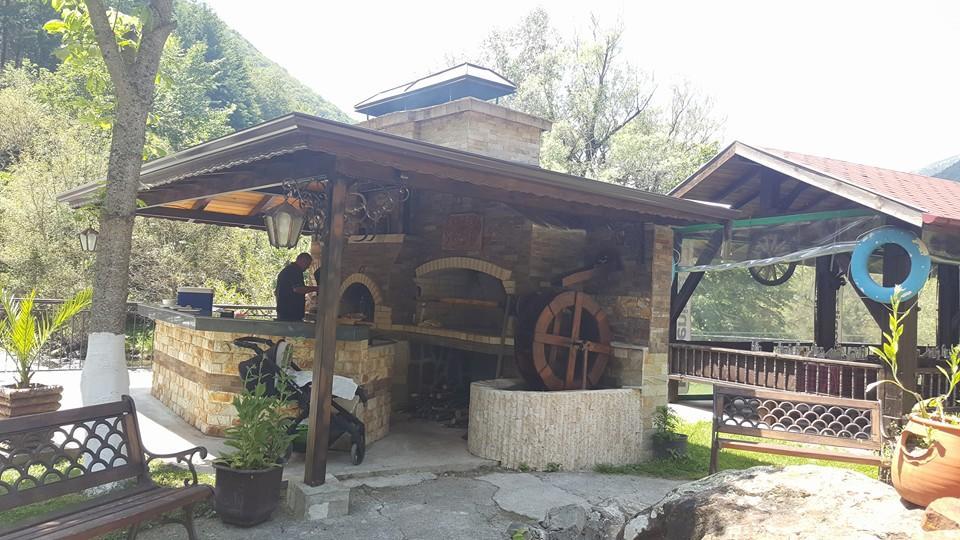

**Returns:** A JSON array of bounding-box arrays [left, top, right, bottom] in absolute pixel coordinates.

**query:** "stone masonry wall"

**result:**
[[357, 97, 551, 166], [151, 321, 399, 442]]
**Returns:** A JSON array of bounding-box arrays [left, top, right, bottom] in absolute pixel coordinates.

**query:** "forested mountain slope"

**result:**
[[0, 0, 344, 302]]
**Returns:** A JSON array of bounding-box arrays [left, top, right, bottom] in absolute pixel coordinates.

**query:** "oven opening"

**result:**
[[339, 282, 375, 323]]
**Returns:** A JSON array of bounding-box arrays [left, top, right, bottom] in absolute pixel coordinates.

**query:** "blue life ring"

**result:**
[[849, 227, 930, 302]]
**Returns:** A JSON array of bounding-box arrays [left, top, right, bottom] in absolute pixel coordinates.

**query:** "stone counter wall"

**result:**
[[151, 321, 401, 441]]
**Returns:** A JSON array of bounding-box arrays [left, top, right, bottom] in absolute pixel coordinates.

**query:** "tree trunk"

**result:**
[[78, 0, 173, 406], [81, 95, 150, 405]]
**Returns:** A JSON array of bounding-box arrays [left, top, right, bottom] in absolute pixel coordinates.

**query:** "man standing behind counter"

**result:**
[[275, 253, 318, 321]]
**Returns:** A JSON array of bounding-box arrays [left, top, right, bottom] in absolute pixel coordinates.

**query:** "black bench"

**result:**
[[710, 384, 885, 474], [0, 395, 212, 539]]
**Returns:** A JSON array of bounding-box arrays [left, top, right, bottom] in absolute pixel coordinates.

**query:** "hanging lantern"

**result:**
[[78, 227, 99, 252], [263, 201, 306, 248]]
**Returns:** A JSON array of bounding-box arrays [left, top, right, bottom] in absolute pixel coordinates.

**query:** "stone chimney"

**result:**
[[355, 64, 551, 166]]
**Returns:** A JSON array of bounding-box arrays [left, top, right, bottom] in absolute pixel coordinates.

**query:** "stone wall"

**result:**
[[151, 321, 400, 442], [468, 379, 645, 470], [357, 97, 551, 166]]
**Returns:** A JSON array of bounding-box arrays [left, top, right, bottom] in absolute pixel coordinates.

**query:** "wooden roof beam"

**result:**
[[138, 206, 266, 229], [138, 153, 334, 209]]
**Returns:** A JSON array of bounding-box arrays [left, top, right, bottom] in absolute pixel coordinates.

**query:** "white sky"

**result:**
[[203, 0, 960, 173]]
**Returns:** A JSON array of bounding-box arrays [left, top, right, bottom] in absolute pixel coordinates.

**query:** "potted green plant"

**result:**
[[651, 405, 688, 459], [0, 289, 92, 418], [867, 286, 960, 506], [213, 372, 297, 527]]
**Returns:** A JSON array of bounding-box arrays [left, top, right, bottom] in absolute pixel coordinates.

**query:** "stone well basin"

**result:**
[[467, 379, 645, 471]]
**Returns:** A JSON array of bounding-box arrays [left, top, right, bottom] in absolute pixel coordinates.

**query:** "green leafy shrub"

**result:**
[[868, 286, 960, 425], [652, 405, 684, 443], [0, 288, 91, 388], [215, 371, 296, 471]]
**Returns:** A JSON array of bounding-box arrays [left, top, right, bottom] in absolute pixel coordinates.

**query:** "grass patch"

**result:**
[[680, 382, 713, 397], [0, 461, 215, 535], [595, 420, 878, 480]]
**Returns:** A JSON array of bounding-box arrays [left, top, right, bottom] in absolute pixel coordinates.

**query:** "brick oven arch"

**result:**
[[414, 257, 513, 293], [339, 273, 385, 304], [339, 273, 390, 326]]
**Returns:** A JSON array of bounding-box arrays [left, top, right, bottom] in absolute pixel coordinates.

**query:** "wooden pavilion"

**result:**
[[668, 141, 960, 420]]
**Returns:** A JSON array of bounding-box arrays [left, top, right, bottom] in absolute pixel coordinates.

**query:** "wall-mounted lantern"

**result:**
[[78, 227, 99, 252]]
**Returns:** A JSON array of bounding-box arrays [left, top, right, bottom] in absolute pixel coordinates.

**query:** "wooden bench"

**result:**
[[710, 385, 885, 474], [0, 395, 212, 539]]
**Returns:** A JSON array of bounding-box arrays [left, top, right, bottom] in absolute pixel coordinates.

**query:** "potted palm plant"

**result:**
[[868, 286, 960, 506], [212, 372, 297, 527], [651, 405, 688, 459], [0, 289, 92, 418]]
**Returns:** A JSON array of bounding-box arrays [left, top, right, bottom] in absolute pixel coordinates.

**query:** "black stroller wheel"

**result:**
[[351, 433, 366, 465]]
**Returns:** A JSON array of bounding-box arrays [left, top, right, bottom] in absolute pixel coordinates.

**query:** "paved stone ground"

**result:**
[[138, 471, 682, 540]]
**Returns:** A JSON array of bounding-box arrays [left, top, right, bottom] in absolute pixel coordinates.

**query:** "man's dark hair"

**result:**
[[295, 253, 312, 264]]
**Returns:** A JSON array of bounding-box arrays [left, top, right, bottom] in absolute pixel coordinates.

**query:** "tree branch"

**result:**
[[131, 0, 175, 89], [595, 84, 655, 149], [83, 0, 130, 95]]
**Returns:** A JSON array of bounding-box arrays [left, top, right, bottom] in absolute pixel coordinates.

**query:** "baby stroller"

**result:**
[[233, 336, 368, 465]]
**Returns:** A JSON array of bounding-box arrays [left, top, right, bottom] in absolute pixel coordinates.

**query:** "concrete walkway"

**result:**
[[6, 370, 687, 538], [137, 470, 682, 540], [11, 370, 493, 479]]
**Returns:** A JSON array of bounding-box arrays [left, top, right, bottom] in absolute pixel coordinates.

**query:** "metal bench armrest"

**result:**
[[144, 446, 208, 487]]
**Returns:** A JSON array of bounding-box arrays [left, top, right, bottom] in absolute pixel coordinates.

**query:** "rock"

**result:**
[[924, 497, 960, 531], [625, 465, 924, 540], [540, 504, 587, 539], [507, 522, 547, 540], [582, 505, 627, 540]]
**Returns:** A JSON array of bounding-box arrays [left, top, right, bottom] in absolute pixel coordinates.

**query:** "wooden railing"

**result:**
[[918, 367, 960, 408], [669, 343, 884, 400]]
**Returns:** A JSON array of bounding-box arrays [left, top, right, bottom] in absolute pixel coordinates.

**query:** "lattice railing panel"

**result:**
[[719, 394, 874, 441]]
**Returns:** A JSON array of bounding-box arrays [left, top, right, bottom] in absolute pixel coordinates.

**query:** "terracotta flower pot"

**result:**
[[0, 384, 63, 418], [892, 414, 960, 507]]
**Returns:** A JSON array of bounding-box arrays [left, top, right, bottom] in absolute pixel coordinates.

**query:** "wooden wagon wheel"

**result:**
[[531, 291, 612, 391], [747, 234, 797, 286]]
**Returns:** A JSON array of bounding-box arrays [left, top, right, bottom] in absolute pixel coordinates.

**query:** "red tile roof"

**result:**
[[760, 147, 960, 226]]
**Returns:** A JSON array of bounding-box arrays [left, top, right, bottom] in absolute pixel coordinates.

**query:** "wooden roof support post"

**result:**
[[814, 256, 839, 349], [937, 264, 960, 348], [305, 175, 347, 486], [670, 230, 723, 325], [882, 243, 918, 418]]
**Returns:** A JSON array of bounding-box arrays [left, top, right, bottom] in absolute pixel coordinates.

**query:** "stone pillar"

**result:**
[[639, 225, 674, 456]]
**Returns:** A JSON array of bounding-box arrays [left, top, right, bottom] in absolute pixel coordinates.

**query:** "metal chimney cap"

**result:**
[[355, 63, 517, 117]]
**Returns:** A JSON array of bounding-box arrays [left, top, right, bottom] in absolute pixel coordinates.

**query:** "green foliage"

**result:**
[[543, 462, 561, 473], [216, 371, 296, 471], [478, 9, 720, 193], [868, 286, 960, 423], [594, 419, 878, 480], [0, 0, 60, 71], [0, 288, 91, 387], [652, 405, 684, 443], [0, 0, 340, 303]]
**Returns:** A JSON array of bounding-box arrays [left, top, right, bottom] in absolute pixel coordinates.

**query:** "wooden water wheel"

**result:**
[[515, 291, 613, 391]]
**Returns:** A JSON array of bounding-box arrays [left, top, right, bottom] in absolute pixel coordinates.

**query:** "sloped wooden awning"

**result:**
[[58, 113, 738, 227], [671, 141, 960, 230]]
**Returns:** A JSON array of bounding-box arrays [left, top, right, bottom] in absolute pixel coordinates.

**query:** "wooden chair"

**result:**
[[710, 384, 885, 474], [0, 395, 212, 539]]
